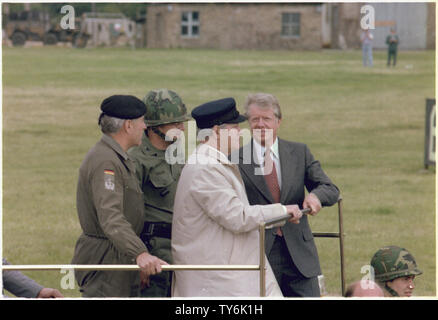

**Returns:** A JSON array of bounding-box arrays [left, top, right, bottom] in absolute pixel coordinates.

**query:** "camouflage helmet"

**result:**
[[143, 89, 191, 126], [370, 246, 422, 282]]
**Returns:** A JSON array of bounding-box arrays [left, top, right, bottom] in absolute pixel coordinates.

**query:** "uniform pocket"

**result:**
[[149, 162, 174, 188]]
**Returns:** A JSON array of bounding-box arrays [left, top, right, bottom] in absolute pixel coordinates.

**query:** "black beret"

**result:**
[[191, 97, 247, 129], [100, 95, 147, 119]]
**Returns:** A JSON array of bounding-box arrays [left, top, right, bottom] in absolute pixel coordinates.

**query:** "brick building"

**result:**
[[146, 3, 323, 50]]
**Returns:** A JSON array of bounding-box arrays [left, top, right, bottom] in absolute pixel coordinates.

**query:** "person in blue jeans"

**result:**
[[360, 29, 374, 67]]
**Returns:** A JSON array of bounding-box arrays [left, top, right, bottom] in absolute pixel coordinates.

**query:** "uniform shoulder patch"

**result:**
[[104, 169, 115, 190]]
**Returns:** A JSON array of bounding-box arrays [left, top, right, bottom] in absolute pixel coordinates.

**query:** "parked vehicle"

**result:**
[[3, 9, 89, 47]]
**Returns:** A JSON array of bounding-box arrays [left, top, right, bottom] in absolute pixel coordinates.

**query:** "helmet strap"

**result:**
[[151, 125, 168, 141], [384, 282, 400, 297]]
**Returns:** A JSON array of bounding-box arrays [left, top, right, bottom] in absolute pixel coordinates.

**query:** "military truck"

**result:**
[[3, 9, 89, 47]]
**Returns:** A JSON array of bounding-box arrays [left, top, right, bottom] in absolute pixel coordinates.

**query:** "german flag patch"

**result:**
[[104, 169, 115, 191]]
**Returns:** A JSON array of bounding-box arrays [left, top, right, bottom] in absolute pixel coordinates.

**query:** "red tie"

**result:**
[[263, 151, 283, 236], [264, 153, 280, 203]]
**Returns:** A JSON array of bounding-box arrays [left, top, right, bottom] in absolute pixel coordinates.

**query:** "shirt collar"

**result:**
[[253, 137, 279, 161]]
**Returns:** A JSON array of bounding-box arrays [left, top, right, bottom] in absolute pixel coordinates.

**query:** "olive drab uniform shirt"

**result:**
[[386, 34, 399, 53], [129, 134, 183, 264], [71, 134, 147, 297]]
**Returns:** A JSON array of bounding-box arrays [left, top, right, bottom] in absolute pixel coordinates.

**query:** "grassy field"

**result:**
[[1, 46, 435, 298]]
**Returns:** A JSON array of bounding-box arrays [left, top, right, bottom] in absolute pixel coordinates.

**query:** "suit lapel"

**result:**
[[239, 140, 275, 203], [279, 138, 297, 203]]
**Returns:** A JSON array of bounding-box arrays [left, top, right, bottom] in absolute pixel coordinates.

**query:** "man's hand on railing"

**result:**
[[37, 287, 64, 298], [285, 204, 303, 224], [136, 252, 168, 288], [302, 192, 322, 216]]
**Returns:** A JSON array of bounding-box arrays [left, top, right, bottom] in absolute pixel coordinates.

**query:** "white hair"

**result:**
[[244, 93, 282, 119], [99, 114, 125, 134]]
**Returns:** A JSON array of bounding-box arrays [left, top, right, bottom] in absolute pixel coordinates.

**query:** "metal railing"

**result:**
[[258, 197, 345, 296], [2, 198, 344, 297], [312, 197, 345, 295]]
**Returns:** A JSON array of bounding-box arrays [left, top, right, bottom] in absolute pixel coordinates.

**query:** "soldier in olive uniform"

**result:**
[[129, 89, 191, 297], [386, 28, 399, 67], [370, 245, 422, 297], [72, 95, 167, 297]]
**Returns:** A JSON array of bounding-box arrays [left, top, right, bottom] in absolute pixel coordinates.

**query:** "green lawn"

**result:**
[[2, 47, 435, 297]]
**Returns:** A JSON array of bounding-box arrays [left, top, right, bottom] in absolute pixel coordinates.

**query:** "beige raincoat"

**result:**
[[171, 144, 285, 297]]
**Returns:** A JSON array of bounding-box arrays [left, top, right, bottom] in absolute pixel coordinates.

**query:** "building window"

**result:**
[[281, 12, 300, 37], [181, 11, 199, 37]]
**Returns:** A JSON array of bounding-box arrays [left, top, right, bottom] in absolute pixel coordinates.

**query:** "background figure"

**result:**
[[370, 245, 422, 297], [129, 89, 191, 297], [386, 28, 399, 67], [344, 280, 384, 297], [237, 93, 339, 297], [172, 97, 303, 297], [360, 29, 374, 67], [71, 95, 167, 297], [2, 258, 63, 298]]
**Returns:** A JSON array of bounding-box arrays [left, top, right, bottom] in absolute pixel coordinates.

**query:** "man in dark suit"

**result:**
[[236, 93, 340, 297], [3, 258, 64, 298]]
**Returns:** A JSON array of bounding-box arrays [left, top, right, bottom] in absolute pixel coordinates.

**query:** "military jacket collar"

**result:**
[[141, 133, 166, 157], [101, 134, 129, 162]]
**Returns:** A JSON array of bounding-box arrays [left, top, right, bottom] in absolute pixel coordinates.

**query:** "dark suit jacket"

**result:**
[[3, 258, 43, 297], [236, 138, 340, 278]]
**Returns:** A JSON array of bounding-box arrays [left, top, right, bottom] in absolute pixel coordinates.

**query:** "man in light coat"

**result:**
[[171, 97, 303, 297]]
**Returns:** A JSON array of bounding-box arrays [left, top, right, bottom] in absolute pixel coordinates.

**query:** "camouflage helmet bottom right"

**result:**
[[370, 245, 422, 282]]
